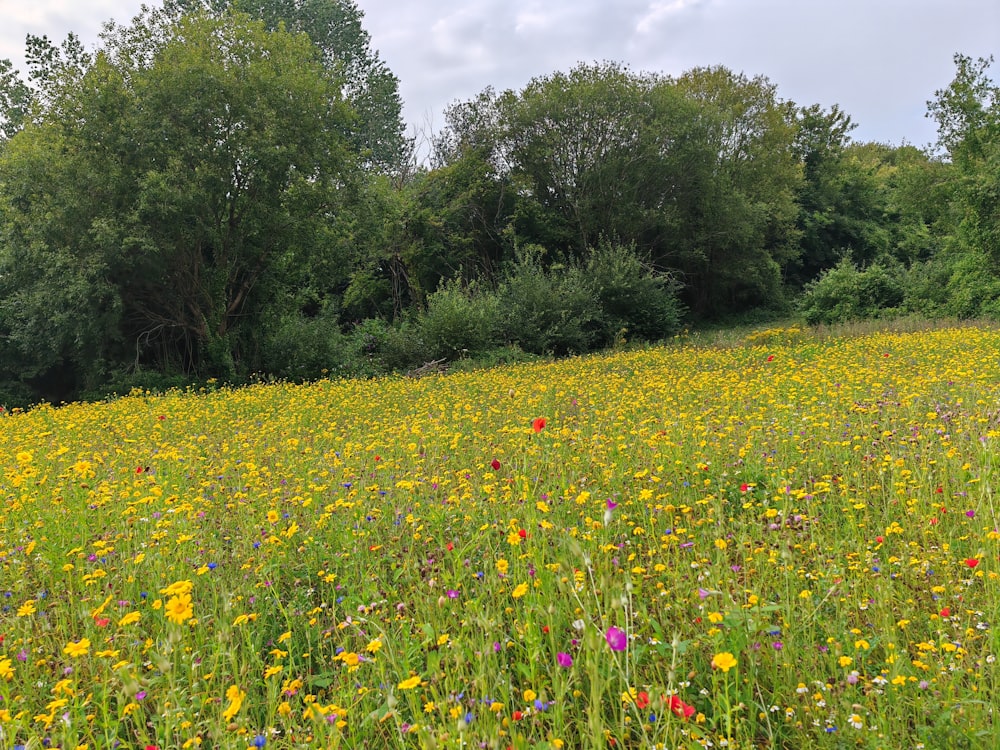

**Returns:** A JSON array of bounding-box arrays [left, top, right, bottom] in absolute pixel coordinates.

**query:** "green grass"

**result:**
[[0, 324, 997, 748]]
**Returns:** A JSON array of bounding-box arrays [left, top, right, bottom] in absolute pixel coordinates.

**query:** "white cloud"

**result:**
[[636, 0, 705, 34], [3, 0, 998, 148]]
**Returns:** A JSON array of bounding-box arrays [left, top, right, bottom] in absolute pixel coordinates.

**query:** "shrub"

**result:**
[[584, 240, 685, 346], [259, 309, 349, 381], [380, 322, 427, 372], [496, 247, 599, 356], [800, 257, 905, 325], [342, 318, 426, 376], [419, 277, 501, 360], [939, 251, 1000, 319], [446, 344, 542, 373]]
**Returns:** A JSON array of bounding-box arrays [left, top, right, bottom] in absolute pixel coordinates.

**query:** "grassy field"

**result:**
[[0, 324, 998, 749]]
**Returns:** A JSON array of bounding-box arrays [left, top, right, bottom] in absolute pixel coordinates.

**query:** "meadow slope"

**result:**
[[0, 325, 997, 749]]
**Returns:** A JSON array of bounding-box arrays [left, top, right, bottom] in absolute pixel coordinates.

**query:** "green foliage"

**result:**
[[0, 118, 125, 398], [791, 106, 893, 283], [927, 55, 999, 264], [77, 368, 196, 403], [0, 379, 40, 410], [2, 2, 999, 403], [342, 267, 395, 322], [259, 309, 349, 381], [0, 8, 356, 393], [799, 257, 905, 325], [444, 344, 541, 373], [905, 250, 1000, 320], [378, 322, 428, 372], [399, 241, 687, 365], [435, 63, 803, 319], [0, 58, 31, 140], [405, 150, 515, 293], [670, 66, 803, 315], [419, 277, 501, 360], [583, 240, 685, 347], [341, 317, 425, 375], [496, 247, 599, 356], [166, 0, 408, 171]]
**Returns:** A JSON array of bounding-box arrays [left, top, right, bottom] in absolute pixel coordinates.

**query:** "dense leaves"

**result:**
[[0, 10, 353, 395], [169, 0, 409, 171], [0, 8, 998, 404]]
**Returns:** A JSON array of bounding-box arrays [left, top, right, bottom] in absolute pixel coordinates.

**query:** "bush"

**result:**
[[446, 344, 543, 373], [259, 309, 349, 381], [496, 247, 599, 356], [584, 240, 684, 346], [419, 277, 501, 360], [343, 318, 426, 376], [899, 250, 1000, 321], [0, 379, 43, 409], [800, 257, 905, 325], [75, 368, 197, 403], [380, 322, 427, 372], [938, 251, 1000, 319]]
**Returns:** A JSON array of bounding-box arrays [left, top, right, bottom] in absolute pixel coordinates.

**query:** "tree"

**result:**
[[167, 0, 408, 172], [669, 66, 802, 315], [500, 63, 702, 262], [0, 10, 355, 393], [0, 59, 31, 141], [927, 54, 999, 264], [791, 104, 859, 281], [431, 63, 803, 318], [928, 55, 998, 163]]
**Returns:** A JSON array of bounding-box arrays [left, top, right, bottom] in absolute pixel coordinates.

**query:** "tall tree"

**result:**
[[167, 0, 408, 172], [927, 54, 999, 263], [792, 104, 858, 281], [669, 66, 802, 314], [432, 63, 803, 317], [0, 59, 31, 141], [0, 10, 355, 392]]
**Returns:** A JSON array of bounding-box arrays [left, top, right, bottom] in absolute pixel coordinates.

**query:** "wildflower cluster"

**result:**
[[0, 325, 996, 747]]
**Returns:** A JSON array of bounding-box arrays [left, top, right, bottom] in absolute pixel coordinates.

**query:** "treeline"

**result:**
[[0, 0, 997, 406]]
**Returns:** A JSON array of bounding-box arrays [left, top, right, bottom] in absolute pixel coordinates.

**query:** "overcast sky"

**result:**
[[2, 0, 997, 149]]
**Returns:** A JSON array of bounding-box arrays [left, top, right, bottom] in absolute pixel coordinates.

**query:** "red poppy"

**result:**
[[512, 710, 523, 721], [766, 355, 775, 362], [875, 536, 884, 544], [636, 691, 650, 709], [965, 558, 979, 568], [94, 617, 110, 627], [542, 625, 550, 634], [532, 417, 546, 433], [491, 458, 501, 471], [666, 694, 695, 719], [518, 528, 527, 539], [939, 607, 951, 617], [739, 483, 749, 492], [446, 542, 454, 551]]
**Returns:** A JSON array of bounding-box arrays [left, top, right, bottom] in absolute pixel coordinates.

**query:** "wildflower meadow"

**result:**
[[0, 324, 997, 749]]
